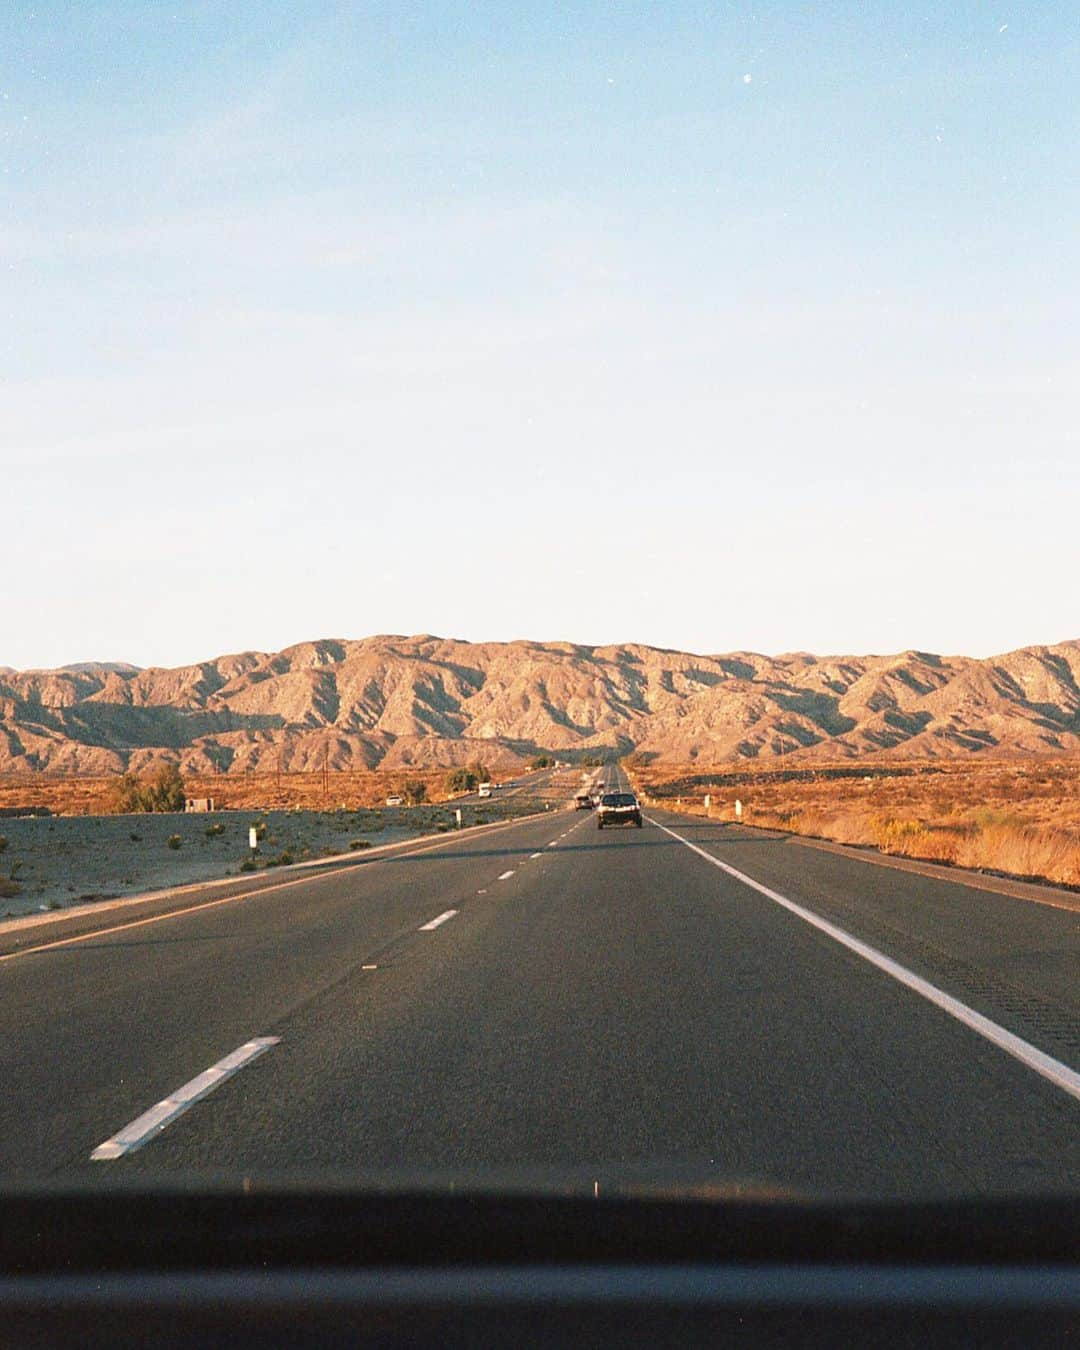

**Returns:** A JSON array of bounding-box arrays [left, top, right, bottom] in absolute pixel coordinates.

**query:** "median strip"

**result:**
[[90, 1037, 280, 1160], [652, 818, 1080, 1106], [0, 808, 574, 966]]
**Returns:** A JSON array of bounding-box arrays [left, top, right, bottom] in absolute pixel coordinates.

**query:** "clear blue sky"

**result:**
[[4, 2, 1077, 669]]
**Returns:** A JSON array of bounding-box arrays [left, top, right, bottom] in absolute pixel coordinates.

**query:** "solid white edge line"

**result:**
[[90, 1036, 280, 1160], [418, 908, 458, 931], [650, 817, 1080, 1105]]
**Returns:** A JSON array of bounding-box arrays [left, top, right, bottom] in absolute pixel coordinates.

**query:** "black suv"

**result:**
[[596, 792, 643, 829]]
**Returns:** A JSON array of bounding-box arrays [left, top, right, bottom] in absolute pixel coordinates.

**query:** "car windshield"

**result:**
[[2, 1, 1077, 1218]]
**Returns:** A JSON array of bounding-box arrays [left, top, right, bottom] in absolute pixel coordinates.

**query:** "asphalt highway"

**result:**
[[1, 765, 1077, 1199]]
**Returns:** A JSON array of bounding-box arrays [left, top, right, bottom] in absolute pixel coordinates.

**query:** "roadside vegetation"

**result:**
[[630, 758, 1080, 890], [444, 760, 492, 795], [0, 761, 523, 817], [109, 764, 187, 813]]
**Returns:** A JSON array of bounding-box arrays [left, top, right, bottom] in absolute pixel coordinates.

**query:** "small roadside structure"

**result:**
[[184, 797, 215, 814]]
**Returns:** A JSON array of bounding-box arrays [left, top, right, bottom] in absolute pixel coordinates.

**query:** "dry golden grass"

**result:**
[[631, 758, 1080, 890], [0, 769, 467, 817]]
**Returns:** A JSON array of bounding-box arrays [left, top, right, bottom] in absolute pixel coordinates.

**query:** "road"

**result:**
[[1, 763, 1077, 1199]]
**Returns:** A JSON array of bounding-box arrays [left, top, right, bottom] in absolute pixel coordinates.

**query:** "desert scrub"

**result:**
[[0, 836, 7, 854], [239, 859, 257, 873], [349, 839, 371, 850], [0, 875, 22, 899], [205, 821, 225, 838], [166, 834, 182, 850], [872, 816, 925, 852], [954, 821, 1080, 887]]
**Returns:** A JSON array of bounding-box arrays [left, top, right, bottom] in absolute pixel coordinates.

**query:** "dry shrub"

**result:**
[[798, 807, 877, 846], [954, 823, 1080, 887]]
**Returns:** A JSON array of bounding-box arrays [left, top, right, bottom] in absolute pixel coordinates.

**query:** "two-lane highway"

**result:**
[[1, 788, 1077, 1198]]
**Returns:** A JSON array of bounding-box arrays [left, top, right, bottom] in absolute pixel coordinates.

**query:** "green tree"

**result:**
[[145, 762, 186, 812], [110, 771, 145, 813], [110, 763, 186, 813], [404, 779, 428, 805], [445, 768, 478, 794]]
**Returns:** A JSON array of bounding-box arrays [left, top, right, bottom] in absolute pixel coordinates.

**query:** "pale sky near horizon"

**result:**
[[3, 2, 1078, 671]]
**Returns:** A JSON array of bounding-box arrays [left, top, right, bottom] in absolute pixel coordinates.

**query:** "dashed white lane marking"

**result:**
[[418, 909, 458, 931], [477, 889, 488, 895], [90, 1037, 280, 1160], [1, 810, 568, 967], [548, 842, 558, 848], [530, 852, 542, 859], [652, 818, 1080, 1105], [361, 964, 378, 971], [497, 870, 515, 881]]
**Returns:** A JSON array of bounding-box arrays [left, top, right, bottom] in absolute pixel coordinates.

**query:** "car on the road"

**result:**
[[385, 795, 404, 807], [574, 792, 593, 810], [596, 791, 643, 828]]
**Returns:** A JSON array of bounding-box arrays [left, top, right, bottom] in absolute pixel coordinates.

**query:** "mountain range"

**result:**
[[2, 634, 1080, 776]]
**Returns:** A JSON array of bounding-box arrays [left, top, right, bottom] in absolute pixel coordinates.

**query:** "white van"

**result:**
[[477, 783, 493, 798]]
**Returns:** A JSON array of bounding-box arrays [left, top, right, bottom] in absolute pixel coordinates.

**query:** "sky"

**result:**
[[3, 1, 1078, 670]]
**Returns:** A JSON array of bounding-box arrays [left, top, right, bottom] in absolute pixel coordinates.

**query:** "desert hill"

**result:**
[[2, 634, 1079, 776]]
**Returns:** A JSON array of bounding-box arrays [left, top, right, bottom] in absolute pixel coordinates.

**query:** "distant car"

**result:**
[[574, 792, 593, 810], [385, 795, 403, 807], [597, 792, 642, 829]]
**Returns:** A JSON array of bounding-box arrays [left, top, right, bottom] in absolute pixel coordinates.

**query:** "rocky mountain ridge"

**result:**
[[2, 634, 1079, 775]]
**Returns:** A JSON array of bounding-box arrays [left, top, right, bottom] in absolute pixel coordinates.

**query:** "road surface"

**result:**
[[1, 764, 1077, 1198]]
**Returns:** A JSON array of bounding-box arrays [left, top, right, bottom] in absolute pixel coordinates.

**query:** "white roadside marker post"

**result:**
[[735, 799, 743, 822], [248, 826, 258, 860], [455, 808, 463, 829]]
